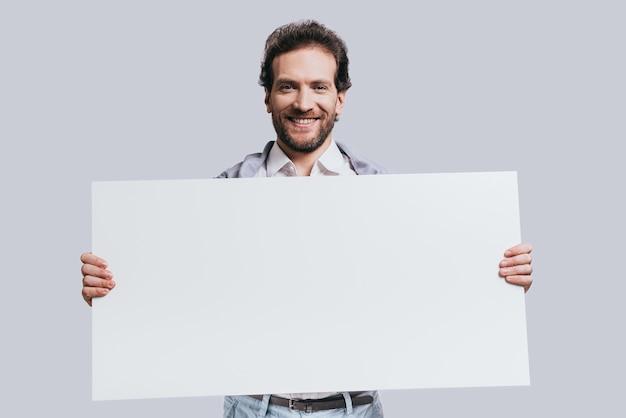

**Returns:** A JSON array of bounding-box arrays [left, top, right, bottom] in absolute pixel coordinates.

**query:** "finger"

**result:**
[[504, 275, 533, 293], [82, 283, 112, 306], [81, 263, 113, 280], [80, 252, 108, 269], [499, 264, 533, 277], [82, 291, 92, 306], [500, 253, 532, 268], [504, 242, 533, 257], [82, 274, 116, 290]]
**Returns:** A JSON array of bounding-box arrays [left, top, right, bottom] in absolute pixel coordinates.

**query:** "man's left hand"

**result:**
[[499, 243, 533, 292]]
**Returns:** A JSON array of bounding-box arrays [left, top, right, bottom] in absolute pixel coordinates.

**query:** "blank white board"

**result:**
[[92, 172, 528, 400]]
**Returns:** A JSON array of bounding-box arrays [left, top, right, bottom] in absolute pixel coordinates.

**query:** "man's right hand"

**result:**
[[81, 252, 115, 306]]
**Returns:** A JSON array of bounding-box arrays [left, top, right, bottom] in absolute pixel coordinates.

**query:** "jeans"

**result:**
[[223, 393, 384, 418]]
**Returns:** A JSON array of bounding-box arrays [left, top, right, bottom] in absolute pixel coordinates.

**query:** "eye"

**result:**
[[280, 84, 295, 90], [314, 85, 328, 91]]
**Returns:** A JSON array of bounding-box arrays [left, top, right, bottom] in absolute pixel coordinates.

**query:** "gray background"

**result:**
[[1, 1, 624, 417]]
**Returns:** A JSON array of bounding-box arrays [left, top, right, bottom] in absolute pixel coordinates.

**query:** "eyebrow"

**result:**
[[274, 78, 333, 87]]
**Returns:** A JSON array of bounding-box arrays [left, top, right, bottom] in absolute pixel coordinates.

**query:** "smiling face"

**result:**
[[265, 46, 346, 154]]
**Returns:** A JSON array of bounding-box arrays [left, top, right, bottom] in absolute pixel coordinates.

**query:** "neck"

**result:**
[[276, 136, 333, 176]]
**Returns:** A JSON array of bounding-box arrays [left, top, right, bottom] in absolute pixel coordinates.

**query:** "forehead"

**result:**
[[271, 46, 337, 83]]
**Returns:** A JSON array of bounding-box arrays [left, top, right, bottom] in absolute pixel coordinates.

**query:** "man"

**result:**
[[81, 20, 533, 418]]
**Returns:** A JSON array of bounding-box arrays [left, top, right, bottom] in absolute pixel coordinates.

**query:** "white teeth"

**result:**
[[291, 118, 316, 124]]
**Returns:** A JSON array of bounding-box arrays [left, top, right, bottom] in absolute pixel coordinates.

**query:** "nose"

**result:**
[[293, 88, 314, 112]]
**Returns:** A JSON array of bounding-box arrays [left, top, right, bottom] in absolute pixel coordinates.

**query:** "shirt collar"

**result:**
[[266, 141, 296, 177], [266, 140, 348, 177], [315, 140, 349, 175]]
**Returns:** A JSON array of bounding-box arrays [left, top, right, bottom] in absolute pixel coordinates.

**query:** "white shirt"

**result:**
[[255, 139, 355, 400], [255, 140, 357, 178]]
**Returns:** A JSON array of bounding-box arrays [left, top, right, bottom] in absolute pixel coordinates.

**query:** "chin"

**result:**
[[282, 136, 327, 153]]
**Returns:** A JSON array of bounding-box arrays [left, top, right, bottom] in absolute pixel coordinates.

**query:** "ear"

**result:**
[[335, 90, 346, 115], [264, 88, 272, 113]]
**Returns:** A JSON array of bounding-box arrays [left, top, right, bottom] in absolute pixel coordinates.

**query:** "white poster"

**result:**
[[92, 172, 528, 400]]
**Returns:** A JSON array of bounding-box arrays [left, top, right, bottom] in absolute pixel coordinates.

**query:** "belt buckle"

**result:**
[[288, 399, 313, 412]]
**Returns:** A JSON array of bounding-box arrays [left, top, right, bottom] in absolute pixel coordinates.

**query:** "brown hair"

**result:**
[[259, 20, 352, 93]]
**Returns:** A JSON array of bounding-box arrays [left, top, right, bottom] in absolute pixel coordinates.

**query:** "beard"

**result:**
[[271, 111, 336, 154]]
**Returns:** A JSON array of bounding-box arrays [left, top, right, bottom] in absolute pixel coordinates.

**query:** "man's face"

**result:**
[[265, 47, 346, 154]]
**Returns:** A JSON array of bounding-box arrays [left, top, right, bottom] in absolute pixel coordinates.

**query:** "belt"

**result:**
[[248, 393, 374, 412]]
